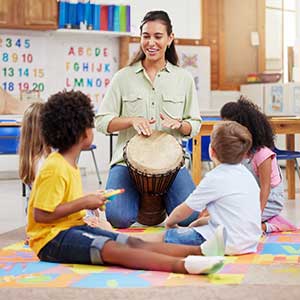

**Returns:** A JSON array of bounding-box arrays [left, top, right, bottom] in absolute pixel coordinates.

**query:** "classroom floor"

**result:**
[[1, 168, 300, 300]]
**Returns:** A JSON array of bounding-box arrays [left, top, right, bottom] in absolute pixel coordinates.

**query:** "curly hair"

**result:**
[[41, 90, 94, 152], [220, 96, 274, 152]]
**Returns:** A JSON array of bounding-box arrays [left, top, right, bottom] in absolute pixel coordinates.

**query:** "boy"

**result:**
[[26, 90, 224, 275], [166, 121, 262, 255], [142, 121, 262, 255]]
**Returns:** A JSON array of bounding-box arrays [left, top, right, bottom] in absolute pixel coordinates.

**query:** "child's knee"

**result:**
[[106, 211, 137, 228]]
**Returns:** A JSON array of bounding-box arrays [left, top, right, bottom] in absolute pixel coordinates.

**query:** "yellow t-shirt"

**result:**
[[27, 152, 86, 255]]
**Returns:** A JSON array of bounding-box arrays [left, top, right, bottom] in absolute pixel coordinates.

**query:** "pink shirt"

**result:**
[[251, 147, 281, 187]]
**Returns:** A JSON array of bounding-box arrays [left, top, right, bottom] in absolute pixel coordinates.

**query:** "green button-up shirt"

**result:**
[[95, 61, 202, 166]]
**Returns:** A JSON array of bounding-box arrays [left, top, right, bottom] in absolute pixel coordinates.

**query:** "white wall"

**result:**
[[129, 0, 202, 39]]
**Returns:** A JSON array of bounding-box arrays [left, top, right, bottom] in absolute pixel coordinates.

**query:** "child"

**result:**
[[19, 102, 51, 212], [26, 90, 224, 275], [140, 121, 262, 255], [220, 97, 297, 233], [19, 101, 110, 231]]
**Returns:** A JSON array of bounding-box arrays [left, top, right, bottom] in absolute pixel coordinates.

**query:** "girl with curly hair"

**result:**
[[220, 96, 296, 233]]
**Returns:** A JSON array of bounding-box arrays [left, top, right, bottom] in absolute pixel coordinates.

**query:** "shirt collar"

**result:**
[[134, 60, 173, 74]]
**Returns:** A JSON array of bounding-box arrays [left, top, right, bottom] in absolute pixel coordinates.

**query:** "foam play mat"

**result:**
[[1, 227, 300, 288]]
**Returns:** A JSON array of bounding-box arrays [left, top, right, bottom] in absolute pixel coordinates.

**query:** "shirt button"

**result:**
[[152, 102, 154, 105], [158, 74, 160, 77], [152, 87, 155, 91]]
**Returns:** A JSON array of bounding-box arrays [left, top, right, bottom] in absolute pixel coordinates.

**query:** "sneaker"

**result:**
[[184, 255, 224, 275], [265, 215, 297, 233], [201, 225, 226, 256]]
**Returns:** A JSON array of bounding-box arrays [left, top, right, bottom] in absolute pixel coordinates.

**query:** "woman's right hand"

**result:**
[[131, 117, 156, 136]]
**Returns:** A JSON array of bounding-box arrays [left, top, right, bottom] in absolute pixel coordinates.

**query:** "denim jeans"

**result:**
[[164, 227, 206, 245], [38, 225, 128, 264], [105, 165, 198, 228]]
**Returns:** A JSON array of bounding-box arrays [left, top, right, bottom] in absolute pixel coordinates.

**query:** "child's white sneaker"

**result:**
[[201, 225, 226, 256], [184, 255, 224, 275]]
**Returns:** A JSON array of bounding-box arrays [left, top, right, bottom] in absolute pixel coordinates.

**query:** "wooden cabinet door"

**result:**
[[24, 0, 57, 29], [0, 0, 24, 28]]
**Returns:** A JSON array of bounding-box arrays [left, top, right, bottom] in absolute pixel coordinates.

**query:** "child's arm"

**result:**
[[34, 193, 106, 223], [257, 157, 272, 212], [165, 203, 194, 228]]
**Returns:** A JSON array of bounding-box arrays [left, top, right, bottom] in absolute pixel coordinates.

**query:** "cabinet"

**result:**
[[0, 0, 57, 30]]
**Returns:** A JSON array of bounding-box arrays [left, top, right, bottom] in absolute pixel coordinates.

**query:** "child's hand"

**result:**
[[165, 219, 179, 229], [188, 216, 210, 227], [84, 193, 107, 210]]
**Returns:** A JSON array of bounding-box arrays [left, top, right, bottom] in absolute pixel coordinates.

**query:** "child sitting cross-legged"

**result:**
[[26, 90, 225, 275], [140, 121, 262, 255]]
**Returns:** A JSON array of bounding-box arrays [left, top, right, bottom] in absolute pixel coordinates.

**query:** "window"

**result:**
[[265, 0, 296, 82]]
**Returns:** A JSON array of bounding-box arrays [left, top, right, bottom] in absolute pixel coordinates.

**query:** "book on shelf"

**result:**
[[92, 0, 100, 30], [107, 5, 115, 31], [113, 5, 120, 32], [126, 5, 131, 33], [100, 5, 108, 31], [119, 5, 126, 32]]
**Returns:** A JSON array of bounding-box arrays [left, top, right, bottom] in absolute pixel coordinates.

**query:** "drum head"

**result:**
[[126, 131, 184, 174]]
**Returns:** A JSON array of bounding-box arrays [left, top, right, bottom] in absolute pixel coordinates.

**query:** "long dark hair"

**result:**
[[220, 96, 275, 152], [129, 10, 178, 66]]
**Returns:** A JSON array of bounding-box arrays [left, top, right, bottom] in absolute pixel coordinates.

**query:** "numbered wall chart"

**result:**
[[0, 31, 47, 99]]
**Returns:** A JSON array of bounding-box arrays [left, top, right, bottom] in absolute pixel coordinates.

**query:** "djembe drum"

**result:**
[[123, 131, 185, 226]]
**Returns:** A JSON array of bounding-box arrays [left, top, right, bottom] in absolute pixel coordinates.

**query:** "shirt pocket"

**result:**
[[122, 94, 145, 117], [162, 94, 185, 119]]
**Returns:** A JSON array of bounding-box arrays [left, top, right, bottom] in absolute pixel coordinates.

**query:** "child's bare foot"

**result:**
[[84, 216, 113, 231], [24, 236, 30, 245]]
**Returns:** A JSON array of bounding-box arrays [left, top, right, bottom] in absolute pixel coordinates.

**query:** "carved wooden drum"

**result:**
[[123, 131, 185, 225]]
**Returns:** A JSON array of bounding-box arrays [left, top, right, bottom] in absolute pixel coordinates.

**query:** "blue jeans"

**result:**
[[38, 225, 128, 264], [165, 227, 206, 246], [105, 165, 198, 228]]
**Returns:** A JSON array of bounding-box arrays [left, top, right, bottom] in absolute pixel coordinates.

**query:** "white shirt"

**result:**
[[186, 163, 261, 255]]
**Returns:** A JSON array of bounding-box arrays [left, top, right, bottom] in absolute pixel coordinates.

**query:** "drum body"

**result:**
[[123, 131, 184, 225]]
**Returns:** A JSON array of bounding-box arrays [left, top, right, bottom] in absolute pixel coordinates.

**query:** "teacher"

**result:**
[[96, 10, 201, 228]]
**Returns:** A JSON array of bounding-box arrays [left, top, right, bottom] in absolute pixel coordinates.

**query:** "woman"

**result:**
[[96, 10, 201, 228]]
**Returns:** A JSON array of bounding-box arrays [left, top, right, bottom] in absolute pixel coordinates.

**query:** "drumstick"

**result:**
[[102, 189, 125, 200], [99, 189, 125, 210]]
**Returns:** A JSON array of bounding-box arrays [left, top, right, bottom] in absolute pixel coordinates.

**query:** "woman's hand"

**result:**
[[160, 113, 182, 130], [131, 117, 156, 136]]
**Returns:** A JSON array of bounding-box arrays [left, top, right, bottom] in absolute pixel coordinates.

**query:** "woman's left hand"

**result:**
[[160, 113, 182, 130]]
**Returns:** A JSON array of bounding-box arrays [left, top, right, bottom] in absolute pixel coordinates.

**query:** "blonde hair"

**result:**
[[19, 102, 51, 185], [211, 121, 252, 164]]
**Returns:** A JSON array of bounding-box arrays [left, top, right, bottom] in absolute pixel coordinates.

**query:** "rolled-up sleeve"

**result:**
[[95, 73, 122, 134], [183, 72, 202, 137]]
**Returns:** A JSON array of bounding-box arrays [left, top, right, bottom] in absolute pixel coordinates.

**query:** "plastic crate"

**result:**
[[0, 121, 20, 154]]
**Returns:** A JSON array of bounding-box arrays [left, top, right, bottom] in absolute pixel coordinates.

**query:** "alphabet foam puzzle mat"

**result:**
[[1, 228, 300, 288]]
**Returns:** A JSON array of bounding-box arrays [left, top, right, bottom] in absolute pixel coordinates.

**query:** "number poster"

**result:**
[[0, 33, 47, 99]]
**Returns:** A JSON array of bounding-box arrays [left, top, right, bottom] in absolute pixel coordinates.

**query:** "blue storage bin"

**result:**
[[0, 121, 20, 154]]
